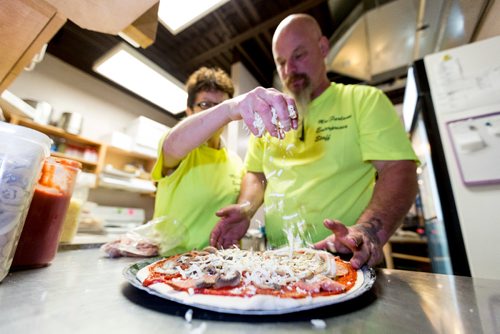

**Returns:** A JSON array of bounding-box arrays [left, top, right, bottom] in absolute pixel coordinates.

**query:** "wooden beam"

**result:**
[[263, 31, 273, 44], [235, 45, 269, 86], [213, 11, 234, 38], [231, 0, 253, 27], [240, 0, 261, 22], [255, 34, 274, 63]]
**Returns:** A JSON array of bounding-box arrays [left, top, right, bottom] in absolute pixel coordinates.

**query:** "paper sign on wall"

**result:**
[[447, 112, 500, 186]]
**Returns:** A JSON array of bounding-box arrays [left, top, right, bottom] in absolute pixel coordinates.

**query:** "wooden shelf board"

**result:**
[[105, 145, 156, 161], [12, 116, 102, 147], [391, 253, 431, 263]]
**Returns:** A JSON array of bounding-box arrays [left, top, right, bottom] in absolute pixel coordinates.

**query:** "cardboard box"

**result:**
[[124, 116, 169, 150], [100, 131, 133, 151]]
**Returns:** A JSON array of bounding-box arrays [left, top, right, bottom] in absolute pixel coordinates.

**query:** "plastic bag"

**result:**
[[100, 215, 186, 258]]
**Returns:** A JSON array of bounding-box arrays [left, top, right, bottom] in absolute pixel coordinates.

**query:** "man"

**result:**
[[152, 67, 298, 255], [210, 14, 418, 269]]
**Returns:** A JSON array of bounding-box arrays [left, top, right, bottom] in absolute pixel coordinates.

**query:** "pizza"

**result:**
[[135, 246, 368, 313]]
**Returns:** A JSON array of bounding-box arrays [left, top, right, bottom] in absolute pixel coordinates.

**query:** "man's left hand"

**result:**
[[313, 219, 385, 269]]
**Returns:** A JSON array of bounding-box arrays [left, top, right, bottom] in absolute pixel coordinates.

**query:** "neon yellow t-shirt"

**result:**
[[245, 83, 418, 247], [152, 134, 244, 255]]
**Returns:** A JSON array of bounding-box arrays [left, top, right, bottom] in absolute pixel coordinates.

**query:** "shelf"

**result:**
[[98, 174, 156, 194], [389, 235, 427, 244], [384, 235, 431, 270], [10, 115, 101, 146], [102, 144, 156, 177], [105, 145, 156, 161], [391, 253, 431, 263], [6, 116, 156, 192], [7, 114, 104, 174]]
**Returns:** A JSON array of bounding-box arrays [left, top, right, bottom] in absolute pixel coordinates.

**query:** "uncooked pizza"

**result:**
[[135, 246, 369, 313]]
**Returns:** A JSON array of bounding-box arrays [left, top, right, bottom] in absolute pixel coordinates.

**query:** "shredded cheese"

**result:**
[[161, 248, 337, 289], [252, 113, 265, 137]]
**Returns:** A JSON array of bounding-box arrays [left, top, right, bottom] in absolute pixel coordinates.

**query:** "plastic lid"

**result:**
[[0, 121, 52, 157], [46, 156, 82, 170]]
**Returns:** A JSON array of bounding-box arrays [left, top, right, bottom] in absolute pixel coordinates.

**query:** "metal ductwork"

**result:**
[[327, 0, 493, 85]]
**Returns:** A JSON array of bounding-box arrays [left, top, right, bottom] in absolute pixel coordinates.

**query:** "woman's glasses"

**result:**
[[194, 101, 220, 110]]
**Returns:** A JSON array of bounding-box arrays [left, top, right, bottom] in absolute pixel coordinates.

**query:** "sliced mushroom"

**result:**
[[298, 270, 314, 280], [313, 251, 337, 275], [254, 281, 281, 290], [335, 261, 349, 277], [158, 259, 179, 275], [202, 246, 218, 254], [276, 269, 287, 276], [214, 270, 241, 289], [202, 264, 218, 275], [193, 250, 209, 257], [195, 275, 217, 289]]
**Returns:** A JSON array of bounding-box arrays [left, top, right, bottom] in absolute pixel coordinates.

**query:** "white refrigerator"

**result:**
[[405, 35, 500, 279]]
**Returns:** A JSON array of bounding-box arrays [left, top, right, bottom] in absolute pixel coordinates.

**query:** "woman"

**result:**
[[152, 67, 243, 254]]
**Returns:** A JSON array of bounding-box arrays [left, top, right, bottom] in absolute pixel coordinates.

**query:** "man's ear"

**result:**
[[319, 36, 329, 57]]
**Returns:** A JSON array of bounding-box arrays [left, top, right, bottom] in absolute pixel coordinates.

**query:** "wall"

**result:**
[[474, 0, 500, 41]]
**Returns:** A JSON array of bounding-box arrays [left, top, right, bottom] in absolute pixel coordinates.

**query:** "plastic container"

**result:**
[[58, 172, 95, 243], [11, 157, 81, 269], [0, 122, 52, 281], [58, 196, 84, 244]]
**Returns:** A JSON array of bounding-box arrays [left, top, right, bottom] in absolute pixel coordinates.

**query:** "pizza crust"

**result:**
[[136, 263, 365, 311]]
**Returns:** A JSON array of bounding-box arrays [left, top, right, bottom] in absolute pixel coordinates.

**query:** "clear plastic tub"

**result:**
[[0, 122, 51, 281]]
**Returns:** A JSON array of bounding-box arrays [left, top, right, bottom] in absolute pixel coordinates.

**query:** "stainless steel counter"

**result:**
[[1, 248, 499, 334]]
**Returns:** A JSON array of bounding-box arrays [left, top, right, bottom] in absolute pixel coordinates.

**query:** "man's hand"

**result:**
[[226, 87, 299, 139], [210, 204, 251, 249], [313, 219, 385, 269]]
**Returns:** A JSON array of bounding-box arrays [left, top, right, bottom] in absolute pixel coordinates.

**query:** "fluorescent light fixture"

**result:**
[[93, 43, 187, 114], [158, 0, 230, 34]]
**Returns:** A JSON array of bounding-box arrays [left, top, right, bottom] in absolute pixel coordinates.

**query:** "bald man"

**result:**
[[211, 14, 418, 269]]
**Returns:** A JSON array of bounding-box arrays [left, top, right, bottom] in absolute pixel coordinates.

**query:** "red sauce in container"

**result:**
[[12, 157, 81, 269]]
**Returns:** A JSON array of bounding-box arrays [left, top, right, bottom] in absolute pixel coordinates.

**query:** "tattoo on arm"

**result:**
[[358, 218, 383, 245]]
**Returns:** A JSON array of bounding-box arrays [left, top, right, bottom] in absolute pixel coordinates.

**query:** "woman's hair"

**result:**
[[185, 67, 234, 108]]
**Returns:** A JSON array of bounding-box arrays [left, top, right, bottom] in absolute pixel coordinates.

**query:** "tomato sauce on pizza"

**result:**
[[141, 247, 357, 299]]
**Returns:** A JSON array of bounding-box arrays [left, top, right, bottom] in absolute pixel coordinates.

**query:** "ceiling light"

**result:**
[[158, 0, 229, 34], [93, 43, 187, 114]]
